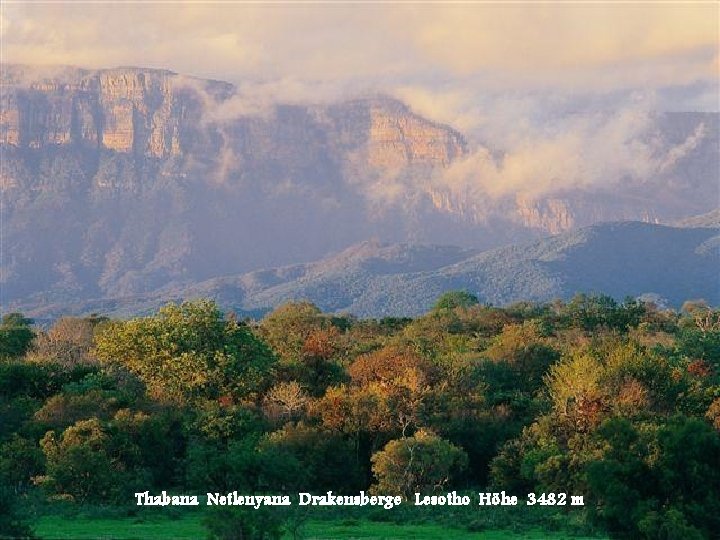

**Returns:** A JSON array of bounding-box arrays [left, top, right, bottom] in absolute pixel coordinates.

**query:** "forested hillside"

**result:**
[[13, 221, 718, 319], [2, 294, 719, 538]]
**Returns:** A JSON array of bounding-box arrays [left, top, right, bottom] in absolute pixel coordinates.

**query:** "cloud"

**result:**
[[658, 122, 708, 173], [195, 78, 359, 123], [394, 4, 720, 89], [426, 108, 709, 203], [2, 3, 717, 96]]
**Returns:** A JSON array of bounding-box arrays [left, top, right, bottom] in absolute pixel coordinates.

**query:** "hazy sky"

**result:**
[[2, 3, 717, 115]]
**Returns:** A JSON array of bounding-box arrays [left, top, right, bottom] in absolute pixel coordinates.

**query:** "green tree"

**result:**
[[258, 423, 363, 492], [484, 321, 559, 391], [0, 435, 44, 494], [205, 505, 286, 540], [94, 300, 275, 402], [40, 418, 119, 503], [0, 313, 34, 359], [258, 302, 327, 363], [563, 294, 645, 332], [0, 486, 35, 539], [587, 416, 720, 539], [433, 290, 480, 311], [371, 429, 467, 497]]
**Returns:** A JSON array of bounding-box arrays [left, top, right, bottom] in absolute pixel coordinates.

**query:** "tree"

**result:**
[[258, 302, 327, 363], [0, 435, 44, 494], [94, 300, 275, 402], [263, 382, 308, 422], [33, 389, 121, 430], [433, 290, 480, 311], [40, 418, 119, 503], [0, 313, 34, 359], [0, 486, 35, 539], [587, 416, 720, 539], [279, 326, 347, 397], [563, 294, 645, 332], [483, 321, 559, 390], [27, 317, 98, 367], [707, 398, 720, 431], [585, 418, 655, 537], [370, 429, 467, 497], [347, 346, 437, 438], [258, 423, 362, 492], [348, 345, 435, 388]]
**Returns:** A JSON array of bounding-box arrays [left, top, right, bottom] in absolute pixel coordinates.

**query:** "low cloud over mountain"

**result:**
[[1, 66, 717, 312]]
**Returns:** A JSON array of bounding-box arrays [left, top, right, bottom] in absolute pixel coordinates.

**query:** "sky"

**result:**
[[1, 2, 718, 201], [1, 3, 717, 113]]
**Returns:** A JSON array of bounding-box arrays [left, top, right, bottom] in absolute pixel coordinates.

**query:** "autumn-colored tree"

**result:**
[[707, 398, 720, 431], [295, 326, 346, 396], [27, 317, 98, 367], [348, 345, 435, 388]]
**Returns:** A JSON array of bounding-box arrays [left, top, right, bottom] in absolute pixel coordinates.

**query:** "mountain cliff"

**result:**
[[1, 65, 717, 309], [1, 65, 472, 303]]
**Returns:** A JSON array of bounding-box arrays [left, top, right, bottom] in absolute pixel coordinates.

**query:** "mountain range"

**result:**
[[1, 65, 718, 316], [11, 218, 719, 319]]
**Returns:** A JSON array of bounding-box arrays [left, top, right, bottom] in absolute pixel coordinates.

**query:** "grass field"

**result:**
[[35, 514, 604, 539]]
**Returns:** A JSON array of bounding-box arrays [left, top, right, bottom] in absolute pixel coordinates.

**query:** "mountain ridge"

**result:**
[[10, 220, 718, 319]]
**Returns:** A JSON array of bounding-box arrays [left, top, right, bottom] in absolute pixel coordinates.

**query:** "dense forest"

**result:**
[[1, 292, 719, 539]]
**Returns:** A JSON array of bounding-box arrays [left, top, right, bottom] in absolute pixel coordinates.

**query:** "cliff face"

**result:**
[[0, 65, 475, 303], [1, 66, 465, 172], [0, 67, 222, 157], [365, 100, 465, 168]]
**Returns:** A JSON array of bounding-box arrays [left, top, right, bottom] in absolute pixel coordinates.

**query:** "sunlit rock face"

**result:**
[[1, 67, 211, 157], [365, 99, 466, 168], [1, 66, 464, 172], [0, 65, 717, 308]]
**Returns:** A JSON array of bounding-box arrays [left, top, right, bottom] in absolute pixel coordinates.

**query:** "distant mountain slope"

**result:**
[[673, 209, 720, 228], [13, 222, 718, 319]]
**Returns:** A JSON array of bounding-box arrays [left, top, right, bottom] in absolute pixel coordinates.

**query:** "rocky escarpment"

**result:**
[[1, 65, 717, 310], [364, 99, 465, 168], [1, 65, 465, 170], [0, 65, 473, 304], [0, 66, 234, 157]]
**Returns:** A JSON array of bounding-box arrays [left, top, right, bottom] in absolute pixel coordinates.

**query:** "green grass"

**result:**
[[300, 521, 596, 539], [35, 515, 603, 540], [35, 514, 206, 539]]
